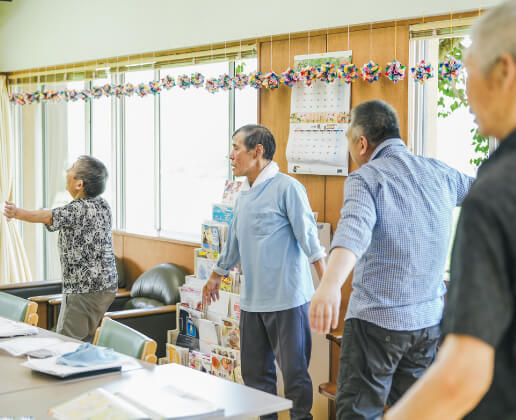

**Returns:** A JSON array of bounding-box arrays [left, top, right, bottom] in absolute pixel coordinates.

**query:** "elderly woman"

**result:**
[[4, 155, 118, 342]]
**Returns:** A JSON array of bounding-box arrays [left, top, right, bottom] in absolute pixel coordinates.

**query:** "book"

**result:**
[[166, 344, 189, 366], [206, 290, 230, 318], [212, 203, 234, 225], [201, 223, 221, 259], [176, 307, 202, 351], [210, 352, 236, 381], [220, 274, 233, 293], [228, 293, 241, 321], [194, 250, 217, 282], [49, 385, 225, 420], [198, 319, 221, 346], [209, 344, 242, 384], [222, 179, 245, 204], [189, 351, 212, 374], [48, 387, 149, 419], [179, 285, 203, 311], [220, 317, 240, 350]]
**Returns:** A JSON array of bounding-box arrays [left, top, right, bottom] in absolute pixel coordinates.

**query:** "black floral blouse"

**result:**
[[46, 197, 118, 294]]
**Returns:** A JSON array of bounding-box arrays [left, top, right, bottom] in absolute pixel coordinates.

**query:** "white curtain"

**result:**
[[0, 76, 33, 284]]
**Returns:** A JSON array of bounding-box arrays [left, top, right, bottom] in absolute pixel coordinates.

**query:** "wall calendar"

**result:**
[[286, 51, 352, 176]]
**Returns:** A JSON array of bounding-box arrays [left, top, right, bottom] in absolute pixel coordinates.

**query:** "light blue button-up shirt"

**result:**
[[331, 138, 474, 330], [214, 173, 325, 312]]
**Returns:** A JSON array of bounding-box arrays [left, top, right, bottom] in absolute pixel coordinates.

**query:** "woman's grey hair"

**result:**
[[469, 1, 516, 74], [349, 100, 401, 146], [74, 155, 108, 198]]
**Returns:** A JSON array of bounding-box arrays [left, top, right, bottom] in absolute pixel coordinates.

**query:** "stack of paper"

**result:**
[[0, 317, 38, 337], [0, 337, 80, 358]]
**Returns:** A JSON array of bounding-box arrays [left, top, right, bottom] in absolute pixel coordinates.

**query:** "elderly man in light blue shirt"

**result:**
[[309, 100, 474, 420], [204, 124, 326, 420]]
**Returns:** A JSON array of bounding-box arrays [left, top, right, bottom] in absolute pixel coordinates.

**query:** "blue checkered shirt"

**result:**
[[331, 138, 474, 330]]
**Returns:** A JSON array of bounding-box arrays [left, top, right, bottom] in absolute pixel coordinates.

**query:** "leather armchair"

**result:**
[[123, 263, 186, 310]]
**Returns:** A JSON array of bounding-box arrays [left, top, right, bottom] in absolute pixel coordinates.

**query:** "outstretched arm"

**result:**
[[309, 247, 356, 333], [4, 201, 52, 225]]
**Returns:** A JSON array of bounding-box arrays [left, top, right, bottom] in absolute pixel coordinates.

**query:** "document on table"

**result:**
[[0, 337, 80, 358], [0, 317, 38, 337], [21, 354, 124, 378], [49, 385, 225, 420]]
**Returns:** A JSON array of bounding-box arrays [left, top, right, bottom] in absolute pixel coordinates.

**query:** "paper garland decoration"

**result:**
[[233, 73, 249, 89], [317, 63, 339, 84], [280, 68, 298, 87], [262, 72, 280, 89], [361, 61, 382, 83], [338, 62, 359, 84], [249, 71, 263, 89], [177, 74, 191, 89], [439, 56, 463, 82], [385, 60, 406, 83], [9, 58, 463, 105], [411, 60, 434, 84]]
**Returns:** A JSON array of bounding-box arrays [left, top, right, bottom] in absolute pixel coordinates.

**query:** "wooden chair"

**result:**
[[93, 316, 157, 364], [0, 291, 39, 326], [319, 332, 342, 402]]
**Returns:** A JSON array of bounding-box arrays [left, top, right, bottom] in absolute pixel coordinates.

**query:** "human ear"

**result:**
[[359, 136, 369, 156]]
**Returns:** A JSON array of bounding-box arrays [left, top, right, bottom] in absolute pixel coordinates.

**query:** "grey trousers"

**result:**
[[336, 318, 440, 420], [240, 303, 313, 420], [56, 291, 116, 342]]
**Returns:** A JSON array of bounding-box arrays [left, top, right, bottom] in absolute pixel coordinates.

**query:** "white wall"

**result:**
[[0, 0, 501, 72]]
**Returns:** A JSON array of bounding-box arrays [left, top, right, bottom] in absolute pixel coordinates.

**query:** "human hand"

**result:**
[[3, 201, 18, 221], [203, 272, 222, 306], [309, 281, 341, 334]]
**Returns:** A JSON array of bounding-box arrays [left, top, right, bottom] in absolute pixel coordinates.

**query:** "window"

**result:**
[[124, 70, 156, 235], [90, 77, 115, 215], [409, 28, 493, 278], [44, 81, 87, 280], [160, 62, 229, 240], [15, 58, 258, 280]]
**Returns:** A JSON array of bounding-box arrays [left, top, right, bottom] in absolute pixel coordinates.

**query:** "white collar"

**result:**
[[244, 161, 279, 190]]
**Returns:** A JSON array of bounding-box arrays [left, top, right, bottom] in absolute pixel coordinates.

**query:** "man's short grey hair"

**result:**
[[350, 100, 401, 146], [75, 155, 108, 198], [469, 1, 516, 74], [233, 124, 276, 160]]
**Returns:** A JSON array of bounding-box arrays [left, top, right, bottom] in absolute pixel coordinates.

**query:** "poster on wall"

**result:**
[[286, 50, 352, 176]]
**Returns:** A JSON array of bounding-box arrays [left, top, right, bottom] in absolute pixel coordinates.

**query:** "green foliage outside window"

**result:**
[[437, 38, 489, 167]]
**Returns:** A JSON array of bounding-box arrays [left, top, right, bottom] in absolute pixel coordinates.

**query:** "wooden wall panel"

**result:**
[[258, 24, 410, 413], [113, 232, 197, 289]]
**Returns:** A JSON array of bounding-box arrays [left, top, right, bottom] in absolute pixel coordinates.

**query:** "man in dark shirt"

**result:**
[[385, 2, 516, 419]]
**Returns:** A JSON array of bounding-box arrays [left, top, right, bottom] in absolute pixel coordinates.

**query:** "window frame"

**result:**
[[15, 58, 257, 281]]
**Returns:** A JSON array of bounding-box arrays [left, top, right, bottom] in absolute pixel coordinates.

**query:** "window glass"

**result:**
[[45, 81, 87, 280], [91, 77, 115, 215], [160, 62, 230, 241], [235, 58, 258, 130], [124, 70, 156, 234]]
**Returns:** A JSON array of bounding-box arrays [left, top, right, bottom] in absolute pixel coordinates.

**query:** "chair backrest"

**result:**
[[93, 317, 157, 363], [115, 256, 126, 289], [0, 291, 39, 326], [129, 263, 187, 305]]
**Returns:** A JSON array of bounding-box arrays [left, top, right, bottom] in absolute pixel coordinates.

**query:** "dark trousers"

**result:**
[[336, 318, 440, 420], [240, 303, 313, 420]]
